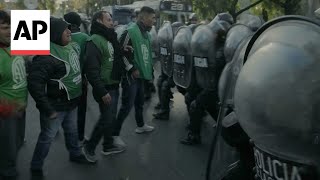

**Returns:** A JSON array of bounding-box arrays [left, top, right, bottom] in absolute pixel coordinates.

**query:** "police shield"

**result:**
[[219, 23, 256, 106], [150, 26, 159, 60], [158, 21, 174, 76], [235, 16, 320, 180], [191, 16, 232, 90], [172, 25, 194, 88], [224, 24, 254, 63], [237, 13, 264, 31]]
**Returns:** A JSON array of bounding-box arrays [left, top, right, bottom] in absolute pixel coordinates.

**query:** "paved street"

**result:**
[[16, 62, 218, 180]]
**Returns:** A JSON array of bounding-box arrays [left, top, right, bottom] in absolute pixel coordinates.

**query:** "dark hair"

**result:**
[[91, 11, 111, 24], [140, 6, 155, 15], [0, 10, 10, 25], [64, 12, 81, 27]]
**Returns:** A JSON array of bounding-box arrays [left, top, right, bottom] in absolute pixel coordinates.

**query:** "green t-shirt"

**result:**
[[0, 47, 28, 109]]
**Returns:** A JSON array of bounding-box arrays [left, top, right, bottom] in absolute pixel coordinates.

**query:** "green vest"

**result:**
[[89, 34, 119, 85], [71, 32, 89, 70], [0, 47, 28, 108], [50, 42, 82, 100], [127, 23, 153, 80]]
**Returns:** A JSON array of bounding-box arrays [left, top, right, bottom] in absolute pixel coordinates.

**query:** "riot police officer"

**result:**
[[234, 15, 320, 180], [153, 21, 183, 120], [180, 13, 233, 145]]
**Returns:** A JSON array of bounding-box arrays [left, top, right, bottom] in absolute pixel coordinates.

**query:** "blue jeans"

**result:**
[[31, 108, 81, 170], [86, 89, 119, 150], [113, 78, 145, 136]]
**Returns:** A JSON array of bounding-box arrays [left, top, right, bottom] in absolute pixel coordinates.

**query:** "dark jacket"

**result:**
[[84, 21, 121, 103], [27, 18, 80, 116]]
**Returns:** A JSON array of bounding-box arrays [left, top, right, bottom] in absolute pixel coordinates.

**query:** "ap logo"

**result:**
[[12, 56, 27, 89], [141, 44, 149, 66], [69, 50, 80, 73], [107, 42, 114, 62], [11, 10, 50, 55]]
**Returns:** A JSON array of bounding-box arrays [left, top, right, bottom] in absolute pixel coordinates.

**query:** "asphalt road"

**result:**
[[15, 61, 221, 180]]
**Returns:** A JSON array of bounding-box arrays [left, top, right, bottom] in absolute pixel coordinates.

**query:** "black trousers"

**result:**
[[0, 111, 26, 177], [188, 89, 219, 135], [157, 72, 174, 111], [87, 89, 119, 150], [77, 79, 88, 141], [113, 79, 145, 136]]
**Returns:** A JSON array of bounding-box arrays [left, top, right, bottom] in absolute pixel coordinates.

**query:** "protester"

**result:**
[[64, 11, 90, 144], [28, 17, 94, 177], [0, 10, 28, 180], [82, 11, 130, 162], [112, 6, 157, 145]]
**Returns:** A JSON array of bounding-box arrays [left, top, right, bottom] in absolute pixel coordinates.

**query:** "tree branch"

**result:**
[[235, 0, 265, 17]]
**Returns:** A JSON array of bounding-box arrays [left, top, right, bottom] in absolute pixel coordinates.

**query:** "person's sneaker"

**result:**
[[81, 145, 97, 163], [79, 136, 89, 147], [113, 136, 126, 147], [135, 124, 154, 134], [101, 145, 125, 156], [180, 132, 201, 145], [70, 154, 96, 164], [150, 84, 156, 93]]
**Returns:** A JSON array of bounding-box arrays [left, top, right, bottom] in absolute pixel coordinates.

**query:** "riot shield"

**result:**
[[157, 21, 174, 76], [224, 24, 254, 63], [235, 16, 320, 180], [150, 26, 159, 60], [172, 25, 194, 89], [237, 13, 264, 31], [191, 16, 232, 90], [219, 35, 252, 111], [208, 125, 241, 180]]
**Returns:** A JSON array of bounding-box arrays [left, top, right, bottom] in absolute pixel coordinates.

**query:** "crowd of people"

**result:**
[[0, 6, 159, 179]]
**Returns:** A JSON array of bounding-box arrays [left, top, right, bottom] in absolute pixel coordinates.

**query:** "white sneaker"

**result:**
[[113, 136, 126, 147], [135, 124, 155, 134]]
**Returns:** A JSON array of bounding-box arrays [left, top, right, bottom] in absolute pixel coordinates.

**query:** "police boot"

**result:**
[[154, 102, 161, 110], [180, 131, 201, 145], [169, 90, 174, 99], [144, 92, 152, 101], [153, 110, 169, 120], [150, 83, 156, 93]]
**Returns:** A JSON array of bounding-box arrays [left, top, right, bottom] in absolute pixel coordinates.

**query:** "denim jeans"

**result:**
[[113, 78, 145, 136], [31, 108, 81, 170], [86, 89, 119, 150]]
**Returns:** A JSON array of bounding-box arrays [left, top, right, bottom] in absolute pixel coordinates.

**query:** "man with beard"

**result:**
[[0, 10, 28, 180], [112, 6, 156, 146], [28, 17, 94, 177], [64, 11, 90, 144], [82, 11, 131, 162]]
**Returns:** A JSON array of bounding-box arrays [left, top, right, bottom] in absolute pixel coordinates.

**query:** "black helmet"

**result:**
[[234, 16, 320, 179]]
